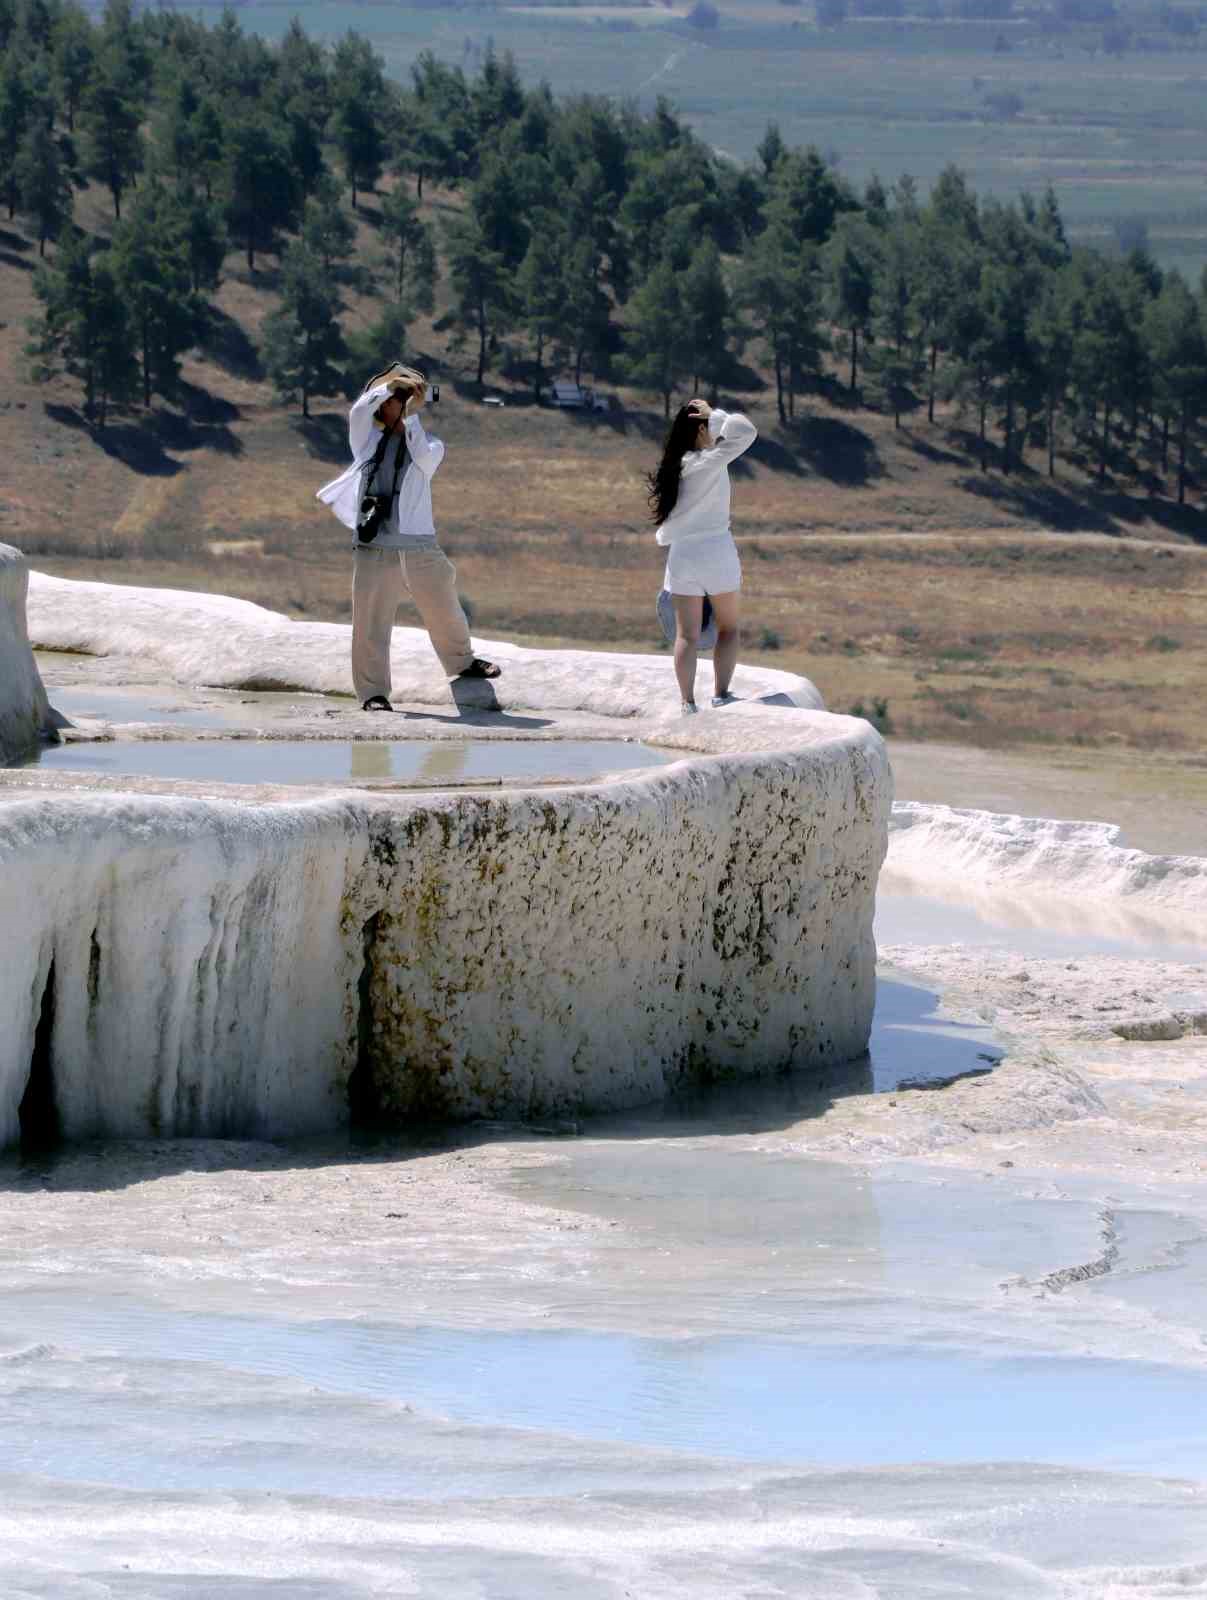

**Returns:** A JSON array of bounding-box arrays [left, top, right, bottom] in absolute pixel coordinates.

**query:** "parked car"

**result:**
[[550, 381, 611, 412]]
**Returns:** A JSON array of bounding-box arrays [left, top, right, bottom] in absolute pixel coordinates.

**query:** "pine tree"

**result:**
[[190, 97, 224, 205], [153, 69, 201, 184], [344, 300, 407, 396], [1144, 272, 1207, 504], [560, 236, 609, 385], [301, 171, 356, 279], [0, 56, 32, 220], [276, 18, 330, 198], [681, 240, 732, 402], [470, 146, 532, 271], [378, 182, 436, 310], [1029, 275, 1074, 477], [331, 31, 388, 208], [740, 225, 790, 424], [261, 240, 346, 417], [97, 0, 150, 104], [15, 121, 72, 255], [51, 1, 94, 132], [80, 44, 144, 219], [445, 212, 511, 387], [769, 145, 855, 249], [867, 220, 922, 428], [823, 216, 878, 396], [111, 182, 202, 406], [516, 223, 563, 400], [624, 257, 690, 418], [943, 254, 997, 468], [28, 229, 138, 426], [1070, 261, 1132, 487], [976, 257, 1034, 472], [222, 113, 298, 271], [177, 183, 226, 295], [756, 120, 785, 179], [396, 105, 448, 203]]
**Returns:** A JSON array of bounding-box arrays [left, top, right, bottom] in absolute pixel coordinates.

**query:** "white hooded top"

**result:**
[[316, 380, 445, 540], [654, 409, 758, 547]]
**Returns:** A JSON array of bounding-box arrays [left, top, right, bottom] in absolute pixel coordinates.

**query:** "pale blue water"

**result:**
[[3, 1293, 1206, 1492]]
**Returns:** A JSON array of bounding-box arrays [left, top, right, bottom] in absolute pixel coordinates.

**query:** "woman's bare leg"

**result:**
[[708, 590, 741, 698], [672, 595, 704, 704]]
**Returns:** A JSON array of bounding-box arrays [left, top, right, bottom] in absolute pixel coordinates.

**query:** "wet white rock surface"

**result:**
[[2, 919, 1206, 1596], [4, 578, 1207, 1596], [2, 576, 888, 1144], [0, 547, 49, 762]]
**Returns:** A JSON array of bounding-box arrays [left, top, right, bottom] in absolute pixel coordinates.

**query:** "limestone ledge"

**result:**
[[0, 546, 50, 763], [1, 570, 890, 1146], [26, 571, 823, 718]]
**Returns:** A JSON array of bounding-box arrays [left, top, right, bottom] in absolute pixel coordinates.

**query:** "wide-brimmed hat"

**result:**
[[656, 589, 717, 652], [363, 361, 425, 395], [364, 362, 425, 427]]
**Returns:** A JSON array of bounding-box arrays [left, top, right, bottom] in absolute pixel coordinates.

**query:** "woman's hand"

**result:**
[[686, 397, 712, 421], [403, 379, 426, 418]]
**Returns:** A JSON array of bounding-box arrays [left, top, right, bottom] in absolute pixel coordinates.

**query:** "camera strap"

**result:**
[[361, 426, 409, 504]]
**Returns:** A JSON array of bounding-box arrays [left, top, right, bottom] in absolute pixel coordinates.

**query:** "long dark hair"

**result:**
[[646, 406, 703, 525]]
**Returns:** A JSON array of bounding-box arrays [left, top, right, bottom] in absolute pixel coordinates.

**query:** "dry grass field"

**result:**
[[3, 182, 1207, 754]]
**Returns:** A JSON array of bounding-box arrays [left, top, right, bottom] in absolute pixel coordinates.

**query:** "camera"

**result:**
[[425, 384, 440, 404]]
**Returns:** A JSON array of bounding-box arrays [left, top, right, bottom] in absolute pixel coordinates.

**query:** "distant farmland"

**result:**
[[240, 0, 1207, 276]]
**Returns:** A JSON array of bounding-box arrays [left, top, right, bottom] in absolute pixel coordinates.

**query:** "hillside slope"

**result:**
[[3, 186, 1206, 752]]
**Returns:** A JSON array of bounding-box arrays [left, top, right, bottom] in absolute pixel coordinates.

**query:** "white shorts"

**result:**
[[663, 534, 741, 598]]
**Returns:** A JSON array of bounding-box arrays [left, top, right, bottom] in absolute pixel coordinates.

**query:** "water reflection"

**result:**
[[349, 741, 393, 782]]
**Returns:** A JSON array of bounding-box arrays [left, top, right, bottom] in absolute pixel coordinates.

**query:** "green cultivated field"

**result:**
[[240, 0, 1207, 276]]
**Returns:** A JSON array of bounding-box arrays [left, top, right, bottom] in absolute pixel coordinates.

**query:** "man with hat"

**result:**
[[318, 362, 501, 710]]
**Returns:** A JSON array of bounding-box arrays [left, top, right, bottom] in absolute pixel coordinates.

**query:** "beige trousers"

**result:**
[[351, 541, 474, 702]]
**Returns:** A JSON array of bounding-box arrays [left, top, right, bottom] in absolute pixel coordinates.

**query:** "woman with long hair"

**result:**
[[648, 398, 757, 713]]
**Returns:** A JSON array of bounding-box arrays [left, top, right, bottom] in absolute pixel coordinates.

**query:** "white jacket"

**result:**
[[654, 409, 757, 547], [316, 380, 446, 538]]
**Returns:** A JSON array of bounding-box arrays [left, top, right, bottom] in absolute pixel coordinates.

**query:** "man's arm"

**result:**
[[402, 412, 445, 478], [347, 384, 391, 461]]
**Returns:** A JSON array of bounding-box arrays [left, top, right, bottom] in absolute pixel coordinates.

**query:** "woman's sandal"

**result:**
[[361, 695, 393, 711], [457, 658, 502, 680]]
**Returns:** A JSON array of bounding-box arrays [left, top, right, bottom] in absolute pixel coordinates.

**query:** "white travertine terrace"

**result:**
[[25, 571, 825, 716], [0, 546, 49, 762], [1, 565, 890, 1147], [887, 801, 1207, 936]]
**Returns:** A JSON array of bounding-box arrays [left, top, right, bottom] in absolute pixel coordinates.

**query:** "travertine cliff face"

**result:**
[[0, 546, 49, 763], [1, 569, 890, 1145]]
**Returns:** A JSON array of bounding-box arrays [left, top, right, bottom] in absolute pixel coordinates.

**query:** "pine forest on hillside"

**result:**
[[2, 0, 1206, 503]]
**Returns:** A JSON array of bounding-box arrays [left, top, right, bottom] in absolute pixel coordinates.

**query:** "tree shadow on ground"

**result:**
[[955, 471, 1124, 533], [44, 403, 184, 477], [198, 306, 264, 381], [295, 413, 348, 464], [0, 226, 36, 271], [953, 468, 1207, 541], [151, 407, 242, 458], [782, 414, 882, 486], [900, 428, 969, 469]]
